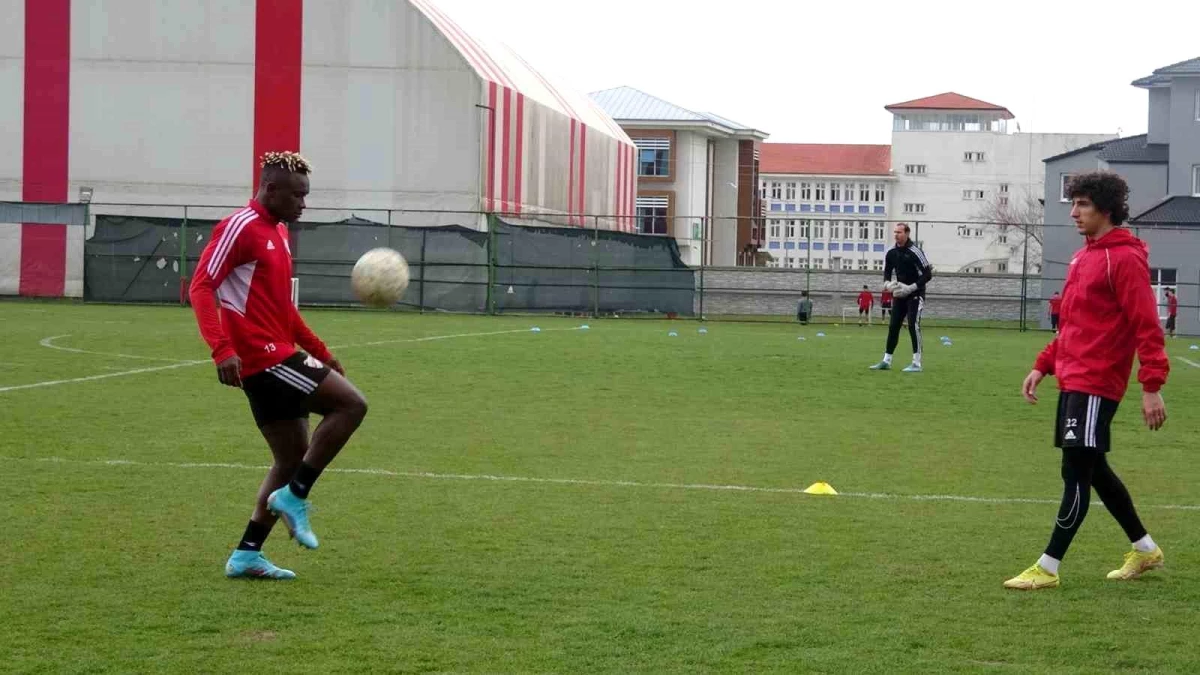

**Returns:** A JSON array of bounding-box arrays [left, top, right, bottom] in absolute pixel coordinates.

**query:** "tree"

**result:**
[[971, 188, 1044, 274]]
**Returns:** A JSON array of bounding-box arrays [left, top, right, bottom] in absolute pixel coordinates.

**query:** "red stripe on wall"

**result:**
[[501, 87, 512, 213], [20, 224, 67, 297], [577, 126, 587, 228], [487, 82, 497, 212], [253, 0, 303, 191], [420, 0, 513, 88], [22, 0, 70, 297], [23, 0, 70, 203], [514, 93, 524, 215]]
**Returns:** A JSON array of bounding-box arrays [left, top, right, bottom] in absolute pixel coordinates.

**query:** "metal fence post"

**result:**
[[179, 205, 188, 305], [1020, 221, 1030, 332], [419, 227, 428, 314], [486, 212, 497, 315], [697, 217, 706, 321], [592, 215, 600, 319]]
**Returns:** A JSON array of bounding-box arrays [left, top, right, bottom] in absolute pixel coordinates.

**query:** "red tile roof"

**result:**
[[759, 144, 892, 176], [884, 92, 1013, 119]]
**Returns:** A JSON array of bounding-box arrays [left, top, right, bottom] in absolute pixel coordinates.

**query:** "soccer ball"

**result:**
[[351, 248, 410, 308]]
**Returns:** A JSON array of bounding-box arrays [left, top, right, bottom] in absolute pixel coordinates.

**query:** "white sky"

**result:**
[[435, 0, 1199, 144]]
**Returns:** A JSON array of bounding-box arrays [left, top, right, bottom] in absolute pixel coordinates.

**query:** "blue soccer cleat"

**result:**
[[267, 486, 319, 549], [903, 363, 923, 373], [225, 549, 296, 580], [869, 361, 891, 370]]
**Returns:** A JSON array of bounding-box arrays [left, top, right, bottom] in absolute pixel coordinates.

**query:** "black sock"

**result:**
[[289, 462, 323, 499], [237, 519, 273, 551]]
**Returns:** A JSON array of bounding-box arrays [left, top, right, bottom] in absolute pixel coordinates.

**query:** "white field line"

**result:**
[[39, 335, 194, 363], [10, 456, 1200, 512], [0, 326, 578, 394], [1178, 357, 1200, 369]]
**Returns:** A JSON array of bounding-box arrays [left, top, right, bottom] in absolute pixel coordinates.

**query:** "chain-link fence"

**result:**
[[3, 202, 1195, 334]]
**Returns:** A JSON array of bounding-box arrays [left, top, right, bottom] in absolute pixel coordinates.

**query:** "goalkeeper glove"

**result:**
[[894, 283, 918, 298]]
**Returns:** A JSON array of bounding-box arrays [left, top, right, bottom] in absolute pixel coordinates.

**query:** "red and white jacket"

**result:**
[[1034, 227, 1168, 402], [189, 200, 332, 377]]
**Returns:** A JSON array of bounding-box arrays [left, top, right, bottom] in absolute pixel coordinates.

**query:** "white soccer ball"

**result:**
[[351, 247, 410, 308]]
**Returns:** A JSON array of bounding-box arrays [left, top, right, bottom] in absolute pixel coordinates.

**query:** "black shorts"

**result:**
[[242, 352, 331, 428], [882, 303, 892, 310], [1054, 391, 1119, 453], [1166, 315, 1176, 330]]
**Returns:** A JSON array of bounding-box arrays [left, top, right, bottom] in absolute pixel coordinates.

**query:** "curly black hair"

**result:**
[[1067, 170, 1130, 225]]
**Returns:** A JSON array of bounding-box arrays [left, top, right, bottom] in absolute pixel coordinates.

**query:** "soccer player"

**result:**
[[189, 151, 369, 580], [1005, 171, 1169, 591], [1048, 291, 1062, 333], [797, 291, 813, 325], [880, 286, 893, 321], [869, 223, 932, 372], [856, 285, 874, 326], [1165, 288, 1177, 338]]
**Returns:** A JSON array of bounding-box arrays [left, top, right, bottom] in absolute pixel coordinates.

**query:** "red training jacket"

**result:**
[[1048, 296, 1062, 315], [1033, 227, 1168, 401], [857, 291, 874, 310], [189, 200, 332, 378], [1167, 293, 1178, 317]]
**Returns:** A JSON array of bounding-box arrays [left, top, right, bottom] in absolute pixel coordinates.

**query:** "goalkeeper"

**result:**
[[870, 222, 933, 372]]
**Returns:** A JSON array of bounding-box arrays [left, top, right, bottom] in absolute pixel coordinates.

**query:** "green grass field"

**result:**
[[2, 300, 1199, 674]]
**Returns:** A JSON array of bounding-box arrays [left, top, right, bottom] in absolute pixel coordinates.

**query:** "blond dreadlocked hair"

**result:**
[[259, 151, 313, 174]]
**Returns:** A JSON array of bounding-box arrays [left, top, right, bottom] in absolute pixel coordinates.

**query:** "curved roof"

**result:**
[[409, 0, 633, 148]]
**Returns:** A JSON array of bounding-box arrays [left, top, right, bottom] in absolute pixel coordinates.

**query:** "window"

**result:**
[[843, 221, 853, 240], [858, 258, 869, 271], [1060, 173, 1076, 202], [813, 221, 825, 240], [769, 220, 781, 238], [785, 182, 797, 200], [635, 195, 669, 234], [813, 257, 825, 270], [786, 220, 797, 238], [831, 184, 841, 201], [859, 222, 870, 239], [905, 164, 927, 174], [770, 182, 782, 199], [873, 259, 884, 272], [815, 183, 826, 201], [998, 262, 1008, 273], [874, 223, 885, 240], [875, 184, 886, 202], [1000, 195, 1009, 206], [829, 221, 840, 239], [962, 189, 985, 200], [963, 151, 986, 162], [635, 137, 671, 177], [968, 266, 983, 274], [1000, 183, 1009, 193], [904, 203, 926, 214], [845, 183, 856, 202], [798, 220, 809, 239], [1195, 90, 1200, 121], [759, 181, 767, 200], [801, 182, 812, 200], [998, 234, 1008, 244], [860, 184, 871, 201]]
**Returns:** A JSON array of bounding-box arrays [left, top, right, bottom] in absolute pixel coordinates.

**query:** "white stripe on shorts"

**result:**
[[267, 365, 317, 394]]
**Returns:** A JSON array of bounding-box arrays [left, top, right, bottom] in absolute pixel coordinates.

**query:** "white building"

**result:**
[[887, 93, 1114, 273], [590, 87, 769, 267], [758, 144, 895, 271]]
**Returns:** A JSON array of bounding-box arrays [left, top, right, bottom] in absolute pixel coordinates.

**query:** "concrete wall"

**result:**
[[1168, 78, 1200, 196], [1128, 225, 1200, 336], [0, 0, 23, 201], [1148, 88, 1171, 144], [696, 267, 1031, 322], [711, 138, 740, 267], [1104, 161, 1169, 216]]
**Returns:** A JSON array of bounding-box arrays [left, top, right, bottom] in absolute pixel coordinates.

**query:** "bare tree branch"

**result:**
[[971, 187, 1044, 273]]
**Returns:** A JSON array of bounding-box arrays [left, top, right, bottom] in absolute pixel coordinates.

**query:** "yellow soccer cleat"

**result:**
[[1004, 563, 1060, 590], [1107, 546, 1164, 580]]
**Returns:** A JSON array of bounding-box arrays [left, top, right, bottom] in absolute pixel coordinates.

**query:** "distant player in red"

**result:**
[[880, 287, 893, 320], [1007, 171, 1168, 591], [189, 151, 369, 580], [856, 285, 874, 325], [1048, 291, 1062, 333], [1165, 288, 1177, 338]]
